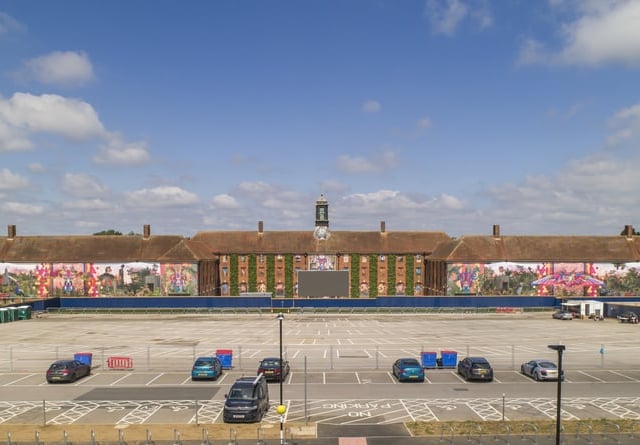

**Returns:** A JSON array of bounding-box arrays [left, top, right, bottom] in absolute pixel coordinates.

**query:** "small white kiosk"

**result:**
[[561, 299, 604, 319]]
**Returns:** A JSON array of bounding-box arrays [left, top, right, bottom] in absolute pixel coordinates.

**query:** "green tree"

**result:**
[[93, 229, 123, 235]]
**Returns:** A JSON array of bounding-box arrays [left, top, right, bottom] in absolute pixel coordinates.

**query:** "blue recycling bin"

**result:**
[[74, 352, 93, 367], [216, 349, 233, 369], [440, 350, 457, 368], [421, 351, 437, 368]]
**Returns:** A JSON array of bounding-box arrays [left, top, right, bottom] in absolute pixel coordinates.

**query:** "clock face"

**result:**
[[314, 226, 329, 240]]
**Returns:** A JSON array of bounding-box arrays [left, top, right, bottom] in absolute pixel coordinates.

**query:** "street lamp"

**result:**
[[548, 344, 566, 445], [277, 312, 285, 445]]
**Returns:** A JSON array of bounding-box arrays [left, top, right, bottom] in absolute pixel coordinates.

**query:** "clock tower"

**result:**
[[313, 194, 330, 240]]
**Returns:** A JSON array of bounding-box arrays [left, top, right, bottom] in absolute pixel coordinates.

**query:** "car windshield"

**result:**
[[229, 386, 254, 400]]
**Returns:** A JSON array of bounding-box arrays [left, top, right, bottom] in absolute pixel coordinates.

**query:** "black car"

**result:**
[[223, 375, 270, 423], [617, 311, 639, 323], [46, 359, 91, 383], [257, 357, 290, 382], [457, 357, 493, 382]]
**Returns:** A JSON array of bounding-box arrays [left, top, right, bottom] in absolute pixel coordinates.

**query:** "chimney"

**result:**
[[258, 221, 264, 234], [143, 224, 151, 239], [625, 224, 634, 238], [492, 224, 500, 238], [380, 221, 386, 233], [7, 225, 16, 239]]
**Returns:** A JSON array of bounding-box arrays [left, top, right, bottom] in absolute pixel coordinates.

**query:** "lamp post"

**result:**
[[277, 312, 285, 445], [548, 344, 565, 445]]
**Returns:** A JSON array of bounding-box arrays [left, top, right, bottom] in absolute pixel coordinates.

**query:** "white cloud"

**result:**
[[607, 102, 640, 147], [0, 12, 26, 36], [0, 93, 105, 142], [23, 51, 95, 87], [0, 168, 29, 190], [93, 133, 151, 165], [124, 186, 199, 208], [62, 199, 113, 210], [336, 150, 399, 174], [0, 120, 32, 151], [28, 163, 45, 173], [211, 193, 240, 209], [236, 181, 274, 196], [362, 100, 381, 113], [425, 0, 468, 36], [519, 1, 640, 67], [2, 201, 44, 215], [61, 173, 109, 198]]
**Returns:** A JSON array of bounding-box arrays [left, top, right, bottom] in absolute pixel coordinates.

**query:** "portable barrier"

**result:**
[[107, 356, 133, 369]]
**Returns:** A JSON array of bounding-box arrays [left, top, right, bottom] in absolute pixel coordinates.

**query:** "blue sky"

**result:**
[[1, 0, 640, 237]]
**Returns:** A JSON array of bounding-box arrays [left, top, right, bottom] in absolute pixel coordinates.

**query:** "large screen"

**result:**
[[297, 270, 349, 297]]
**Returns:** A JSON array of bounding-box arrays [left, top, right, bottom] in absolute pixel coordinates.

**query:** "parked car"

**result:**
[[257, 357, 290, 382], [392, 358, 425, 382], [46, 359, 91, 383], [457, 357, 493, 381], [191, 356, 223, 380], [617, 311, 639, 323], [552, 311, 573, 320], [223, 375, 270, 423], [520, 359, 560, 381]]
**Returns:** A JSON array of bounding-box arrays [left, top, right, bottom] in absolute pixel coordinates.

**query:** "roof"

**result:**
[[0, 235, 208, 262], [428, 235, 640, 262], [190, 230, 451, 254]]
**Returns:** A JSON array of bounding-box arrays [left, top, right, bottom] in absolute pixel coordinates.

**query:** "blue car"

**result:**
[[392, 358, 425, 382], [191, 356, 223, 380]]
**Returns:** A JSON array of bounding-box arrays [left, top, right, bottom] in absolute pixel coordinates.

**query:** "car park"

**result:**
[[46, 359, 91, 383], [392, 358, 425, 382], [257, 357, 290, 382], [223, 375, 270, 423], [552, 311, 573, 320], [191, 356, 223, 380], [617, 311, 639, 323], [520, 359, 560, 381], [457, 357, 493, 381]]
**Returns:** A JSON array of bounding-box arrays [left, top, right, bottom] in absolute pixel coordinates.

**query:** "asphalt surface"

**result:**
[[2, 311, 640, 444]]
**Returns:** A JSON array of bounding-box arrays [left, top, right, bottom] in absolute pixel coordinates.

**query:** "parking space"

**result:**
[[2, 312, 640, 428]]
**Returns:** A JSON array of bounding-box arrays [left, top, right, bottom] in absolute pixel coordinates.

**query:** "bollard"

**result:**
[[118, 429, 126, 445], [34, 431, 40, 445], [227, 428, 237, 445], [90, 430, 96, 445], [200, 428, 211, 445], [6, 431, 12, 445], [145, 429, 154, 445], [63, 430, 69, 445], [172, 429, 181, 445]]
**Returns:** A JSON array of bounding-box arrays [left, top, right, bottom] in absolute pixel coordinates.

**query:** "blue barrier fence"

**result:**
[[15, 295, 640, 313]]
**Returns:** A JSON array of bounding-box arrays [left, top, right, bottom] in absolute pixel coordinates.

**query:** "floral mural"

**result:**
[[0, 262, 198, 297], [447, 261, 640, 297]]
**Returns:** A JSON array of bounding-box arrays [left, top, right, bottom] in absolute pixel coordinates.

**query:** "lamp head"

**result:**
[[547, 344, 566, 352], [276, 313, 284, 321]]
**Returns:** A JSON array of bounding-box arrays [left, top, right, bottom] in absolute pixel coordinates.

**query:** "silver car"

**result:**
[[520, 359, 560, 381], [552, 311, 573, 320]]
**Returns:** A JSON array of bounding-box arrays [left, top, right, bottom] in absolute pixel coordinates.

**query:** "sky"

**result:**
[[1, 0, 640, 238]]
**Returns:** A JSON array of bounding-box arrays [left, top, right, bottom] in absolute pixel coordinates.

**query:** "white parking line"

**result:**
[[3, 373, 37, 385], [578, 370, 606, 382]]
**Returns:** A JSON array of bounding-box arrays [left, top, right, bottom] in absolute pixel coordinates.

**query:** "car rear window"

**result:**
[[472, 362, 490, 369], [195, 359, 213, 366], [261, 359, 279, 366], [539, 362, 556, 368]]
